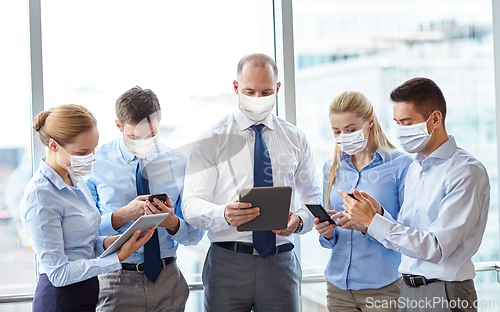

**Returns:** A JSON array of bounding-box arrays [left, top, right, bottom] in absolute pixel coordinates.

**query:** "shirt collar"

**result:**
[[118, 135, 137, 163], [233, 107, 275, 131], [417, 135, 457, 162], [39, 158, 73, 191], [339, 147, 386, 163]]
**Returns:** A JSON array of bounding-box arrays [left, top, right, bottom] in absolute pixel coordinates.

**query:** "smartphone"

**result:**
[[148, 192, 168, 203], [306, 204, 335, 225], [347, 193, 359, 201]]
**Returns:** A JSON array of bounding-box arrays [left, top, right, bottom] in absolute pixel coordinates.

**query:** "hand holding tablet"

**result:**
[[99, 213, 169, 258]]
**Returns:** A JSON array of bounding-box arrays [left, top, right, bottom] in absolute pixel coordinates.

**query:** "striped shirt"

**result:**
[[182, 108, 322, 244]]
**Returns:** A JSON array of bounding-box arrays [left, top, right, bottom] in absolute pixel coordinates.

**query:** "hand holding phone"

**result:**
[[148, 193, 168, 206], [306, 204, 335, 225]]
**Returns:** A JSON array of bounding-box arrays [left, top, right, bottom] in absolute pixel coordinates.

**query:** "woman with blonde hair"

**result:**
[[21, 104, 155, 312], [314, 91, 413, 312]]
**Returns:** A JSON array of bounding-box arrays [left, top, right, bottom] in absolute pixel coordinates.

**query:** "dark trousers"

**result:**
[[203, 243, 302, 312], [33, 273, 99, 312]]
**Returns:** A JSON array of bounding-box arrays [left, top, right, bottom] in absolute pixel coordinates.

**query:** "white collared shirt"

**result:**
[[182, 109, 322, 244], [368, 136, 490, 281]]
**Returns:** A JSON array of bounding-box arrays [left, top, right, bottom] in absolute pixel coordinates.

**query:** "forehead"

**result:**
[[68, 127, 99, 149], [239, 64, 275, 86], [329, 112, 364, 127], [123, 118, 159, 135], [393, 101, 421, 119]]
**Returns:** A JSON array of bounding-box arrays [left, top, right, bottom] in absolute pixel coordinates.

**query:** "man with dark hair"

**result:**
[[182, 53, 322, 311], [340, 77, 489, 311], [86, 86, 204, 312]]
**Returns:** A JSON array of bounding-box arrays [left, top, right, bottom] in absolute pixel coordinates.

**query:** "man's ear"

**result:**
[[115, 120, 123, 132], [233, 80, 239, 95], [430, 110, 442, 130]]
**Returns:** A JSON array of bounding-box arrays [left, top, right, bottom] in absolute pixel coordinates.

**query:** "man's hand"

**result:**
[[339, 189, 377, 228], [145, 196, 180, 234], [224, 199, 260, 227], [313, 210, 339, 240], [111, 195, 149, 230], [333, 210, 368, 233], [273, 211, 300, 237]]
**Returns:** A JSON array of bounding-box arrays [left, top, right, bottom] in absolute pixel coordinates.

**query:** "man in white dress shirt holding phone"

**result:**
[[182, 53, 322, 311]]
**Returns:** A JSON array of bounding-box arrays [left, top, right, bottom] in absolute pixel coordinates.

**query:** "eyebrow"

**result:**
[[394, 117, 412, 122]]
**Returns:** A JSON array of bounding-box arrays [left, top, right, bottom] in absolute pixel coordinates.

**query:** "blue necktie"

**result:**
[[251, 124, 276, 258], [136, 160, 161, 283]]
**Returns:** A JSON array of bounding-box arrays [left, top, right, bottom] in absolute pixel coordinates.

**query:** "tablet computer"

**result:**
[[99, 213, 169, 258], [306, 204, 335, 225], [237, 186, 292, 232]]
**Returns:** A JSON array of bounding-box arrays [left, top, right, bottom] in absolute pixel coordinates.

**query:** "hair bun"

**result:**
[[33, 111, 51, 132]]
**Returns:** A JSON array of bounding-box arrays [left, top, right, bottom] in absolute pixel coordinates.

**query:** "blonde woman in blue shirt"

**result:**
[[315, 91, 413, 312], [21, 104, 155, 312]]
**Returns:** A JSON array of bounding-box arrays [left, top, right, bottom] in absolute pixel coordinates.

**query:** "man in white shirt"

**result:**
[[341, 77, 490, 312], [182, 53, 322, 312]]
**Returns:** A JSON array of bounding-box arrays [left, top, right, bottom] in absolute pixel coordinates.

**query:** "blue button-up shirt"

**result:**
[[320, 149, 413, 290], [369, 136, 490, 281], [20, 159, 120, 287], [85, 138, 204, 264]]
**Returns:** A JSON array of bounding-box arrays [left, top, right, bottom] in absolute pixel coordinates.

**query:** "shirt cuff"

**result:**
[[97, 251, 121, 272], [367, 213, 394, 243], [214, 204, 231, 231], [167, 218, 188, 242], [95, 236, 106, 256], [319, 233, 336, 248], [100, 212, 120, 236]]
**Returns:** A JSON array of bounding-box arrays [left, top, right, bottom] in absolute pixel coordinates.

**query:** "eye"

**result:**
[[333, 131, 341, 135], [347, 129, 356, 133], [78, 152, 86, 156]]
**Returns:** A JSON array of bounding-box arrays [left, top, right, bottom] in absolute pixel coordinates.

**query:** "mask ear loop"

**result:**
[[425, 113, 436, 137]]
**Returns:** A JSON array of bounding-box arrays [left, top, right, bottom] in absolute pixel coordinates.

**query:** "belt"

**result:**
[[403, 274, 440, 287], [121, 256, 176, 273], [213, 242, 294, 256]]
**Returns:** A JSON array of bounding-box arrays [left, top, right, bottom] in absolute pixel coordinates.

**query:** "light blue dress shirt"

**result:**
[[320, 148, 413, 290], [20, 159, 120, 287], [86, 138, 204, 264], [369, 136, 490, 282]]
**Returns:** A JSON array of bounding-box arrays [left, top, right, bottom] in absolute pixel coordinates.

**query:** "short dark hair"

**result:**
[[237, 53, 278, 81], [115, 86, 161, 125], [390, 77, 446, 121]]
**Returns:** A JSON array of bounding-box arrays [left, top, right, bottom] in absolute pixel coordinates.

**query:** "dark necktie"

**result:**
[[136, 160, 161, 283], [251, 124, 276, 258]]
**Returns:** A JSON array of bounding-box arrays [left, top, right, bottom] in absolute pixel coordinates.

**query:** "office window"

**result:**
[[293, 0, 498, 311], [0, 1, 36, 310], [40, 0, 274, 310]]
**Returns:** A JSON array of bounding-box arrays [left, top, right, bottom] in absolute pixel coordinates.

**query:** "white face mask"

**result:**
[[335, 122, 369, 155], [239, 93, 276, 122], [126, 135, 159, 159], [58, 146, 96, 181], [396, 116, 434, 153]]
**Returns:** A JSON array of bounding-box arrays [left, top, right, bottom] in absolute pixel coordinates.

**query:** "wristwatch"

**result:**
[[294, 216, 303, 233]]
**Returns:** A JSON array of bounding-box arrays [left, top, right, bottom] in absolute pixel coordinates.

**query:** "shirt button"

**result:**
[[346, 259, 349, 263], [422, 172, 426, 176], [127, 159, 130, 161], [174, 237, 178, 240], [370, 238, 373, 240], [347, 241, 350, 245]]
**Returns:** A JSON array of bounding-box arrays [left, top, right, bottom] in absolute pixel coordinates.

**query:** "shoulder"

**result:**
[[21, 173, 62, 219], [95, 138, 121, 157], [448, 148, 488, 181], [273, 115, 307, 138], [383, 149, 415, 167]]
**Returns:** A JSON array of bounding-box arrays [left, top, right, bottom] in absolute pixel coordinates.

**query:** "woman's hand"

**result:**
[[116, 226, 157, 262], [313, 210, 339, 240]]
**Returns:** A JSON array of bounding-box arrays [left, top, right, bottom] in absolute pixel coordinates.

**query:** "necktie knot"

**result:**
[[251, 124, 265, 134]]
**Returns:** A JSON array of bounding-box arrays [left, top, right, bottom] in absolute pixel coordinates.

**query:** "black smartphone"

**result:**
[[148, 192, 168, 203], [306, 204, 335, 225], [347, 193, 359, 201]]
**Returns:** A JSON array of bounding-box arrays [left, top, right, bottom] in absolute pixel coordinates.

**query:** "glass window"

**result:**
[[0, 0, 36, 308], [293, 0, 497, 310], [40, 0, 275, 309]]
